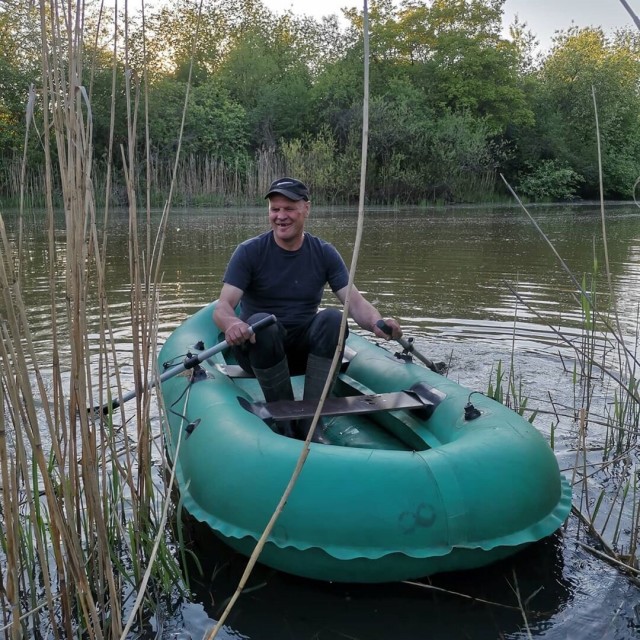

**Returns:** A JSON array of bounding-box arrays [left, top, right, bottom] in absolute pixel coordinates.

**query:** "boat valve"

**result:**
[[185, 418, 201, 437], [464, 393, 481, 421], [464, 403, 481, 421]]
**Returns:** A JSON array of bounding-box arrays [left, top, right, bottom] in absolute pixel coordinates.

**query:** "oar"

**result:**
[[94, 314, 277, 415], [376, 320, 446, 374]]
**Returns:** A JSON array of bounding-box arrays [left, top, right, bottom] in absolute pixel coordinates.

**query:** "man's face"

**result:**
[[268, 194, 310, 248]]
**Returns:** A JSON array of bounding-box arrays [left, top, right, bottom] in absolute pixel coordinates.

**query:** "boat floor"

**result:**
[[241, 391, 429, 421], [229, 373, 442, 451], [208, 348, 446, 450]]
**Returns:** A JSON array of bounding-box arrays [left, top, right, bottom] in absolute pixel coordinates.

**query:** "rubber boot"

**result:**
[[252, 359, 295, 438], [296, 354, 336, 444]]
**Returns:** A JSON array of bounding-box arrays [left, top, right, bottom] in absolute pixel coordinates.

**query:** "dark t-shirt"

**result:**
[[222, 231, 349, 328]]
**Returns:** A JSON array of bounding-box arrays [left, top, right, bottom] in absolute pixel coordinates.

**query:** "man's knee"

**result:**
[[239, 313, 286, 369], [309, 309, 347, 357], [246, 312, 283, 343]]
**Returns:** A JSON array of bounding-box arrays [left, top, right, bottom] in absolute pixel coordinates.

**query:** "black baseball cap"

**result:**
[[265, 177, 309, 201]]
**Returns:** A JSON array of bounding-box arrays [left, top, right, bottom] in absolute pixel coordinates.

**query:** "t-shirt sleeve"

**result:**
[[222, 243, 252, 291], [324, 243, 349, 293]]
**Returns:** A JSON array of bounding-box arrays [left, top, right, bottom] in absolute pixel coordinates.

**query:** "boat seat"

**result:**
[[239, 382, 443, 423], [215, 364, 254, 378], [215, 345, 358, 378]]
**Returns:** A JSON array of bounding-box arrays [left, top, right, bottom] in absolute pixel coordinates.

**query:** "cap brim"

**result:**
[[265, 188, 306, 201]]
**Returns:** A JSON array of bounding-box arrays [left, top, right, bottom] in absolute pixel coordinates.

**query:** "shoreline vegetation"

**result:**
[[2, 0, 640, 209], [0, 0, 639, 637]]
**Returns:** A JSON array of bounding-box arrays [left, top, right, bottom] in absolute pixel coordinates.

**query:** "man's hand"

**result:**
[[373, 318, 403, 340], [224, 320, 256, 346]]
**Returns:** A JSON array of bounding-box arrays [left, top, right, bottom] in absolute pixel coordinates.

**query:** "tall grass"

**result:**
[[0, 0, 184, 636], [488, 273, 640, 580], [524, 279, 638, 577], [500, 151, 640, 578], [1, 145, 502, 209]]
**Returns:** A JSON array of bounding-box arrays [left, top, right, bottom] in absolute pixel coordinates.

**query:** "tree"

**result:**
[[338, 0, 533, 134], [146, 78, 249, 163], [130, 1, 231, 83], [84, 47, 129, 167], [401, 0, 533, 132], [308, 47, 365, 147], [516, 160, 584, 201], [0, 2, 42, 158], [532, 27, 640, 198], [217, 22, 313, 147]]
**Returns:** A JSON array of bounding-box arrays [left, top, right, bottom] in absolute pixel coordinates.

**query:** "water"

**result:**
[[4, 203, 640, 638]]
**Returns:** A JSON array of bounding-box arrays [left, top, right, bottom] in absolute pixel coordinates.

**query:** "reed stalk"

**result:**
[[0, 0, 185, 636], [510, 569, 534, 640], [497, 83, 640, 577], [203, 2, 373, 637], [499, 222, 639, 569]]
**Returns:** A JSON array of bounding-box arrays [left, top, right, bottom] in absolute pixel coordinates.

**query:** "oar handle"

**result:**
[[375, 320, 443, 374], [100, 314, 277, 414], [156, 313, 277, 384]]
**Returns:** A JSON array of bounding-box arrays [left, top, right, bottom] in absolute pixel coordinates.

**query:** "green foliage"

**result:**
[[374, 105, 502, 203], [280, 126, 339, 199], [4, 0, 640, 205], [308, 49, 365, 148], [130, 0, 244, 82], [188, 83, 250, 162], [516, 27, 640, 199], [0, 2, 41, 157], [425, 111, 504, 201], [147, 79, 249, 164], [516, 160, 584, 201], [216, 23, 313, 147], [86, 48, 129, 164], [0, 60, 25, 155], [309, 72, 504, 203], [487, 360, 537, 422], [387, 0, 533, 132]]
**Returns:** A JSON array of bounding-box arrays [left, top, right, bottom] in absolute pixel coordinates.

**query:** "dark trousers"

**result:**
[[233, 309, 346, 375]]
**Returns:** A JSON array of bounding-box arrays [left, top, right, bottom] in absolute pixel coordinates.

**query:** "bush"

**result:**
[[516, 160, 584, 201]]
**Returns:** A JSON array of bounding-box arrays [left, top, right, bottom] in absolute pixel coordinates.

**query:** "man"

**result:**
[[213, 177, 402, 443]]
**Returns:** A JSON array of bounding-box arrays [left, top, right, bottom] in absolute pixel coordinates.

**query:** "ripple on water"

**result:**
[[3, 205, 640, 638]]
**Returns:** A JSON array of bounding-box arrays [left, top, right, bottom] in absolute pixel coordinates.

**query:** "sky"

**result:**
[[262, 0, 638, 51]]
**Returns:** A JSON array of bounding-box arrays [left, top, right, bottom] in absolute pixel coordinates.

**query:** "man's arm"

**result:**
[[213, 283, 254, 345], [335, 286, 402, 339]]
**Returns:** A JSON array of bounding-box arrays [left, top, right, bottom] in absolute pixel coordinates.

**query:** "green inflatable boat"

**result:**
[[158, 301, 571, 583]]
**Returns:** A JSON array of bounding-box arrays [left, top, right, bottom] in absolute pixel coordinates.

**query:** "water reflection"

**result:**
[[173, 515, 638, 640]]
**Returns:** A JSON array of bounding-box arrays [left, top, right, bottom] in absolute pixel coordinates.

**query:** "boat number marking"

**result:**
[[399, 503, 436, 533]]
